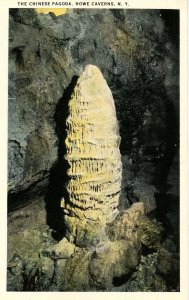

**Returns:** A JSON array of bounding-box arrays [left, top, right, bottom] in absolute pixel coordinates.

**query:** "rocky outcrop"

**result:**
[[8, 197, 164, 291], [61, 65, 122, 245]]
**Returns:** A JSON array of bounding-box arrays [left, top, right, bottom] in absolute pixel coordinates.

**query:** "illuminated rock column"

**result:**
[[61, 65, 122, 245]]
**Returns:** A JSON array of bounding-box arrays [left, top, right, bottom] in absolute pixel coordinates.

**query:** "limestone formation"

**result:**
[[61, 65, 122, 245]]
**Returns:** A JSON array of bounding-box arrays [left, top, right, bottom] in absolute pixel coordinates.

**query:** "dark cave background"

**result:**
[[7, 8, 180, 291]]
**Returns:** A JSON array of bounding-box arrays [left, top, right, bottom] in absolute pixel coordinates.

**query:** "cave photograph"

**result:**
[[7, 7, 180, 292]]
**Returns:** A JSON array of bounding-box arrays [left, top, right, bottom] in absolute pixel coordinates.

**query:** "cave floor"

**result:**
[[7, 193, 179, 292]]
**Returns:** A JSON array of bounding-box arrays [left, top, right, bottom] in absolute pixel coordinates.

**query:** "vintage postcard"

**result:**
[[0, 0, 188, 299]]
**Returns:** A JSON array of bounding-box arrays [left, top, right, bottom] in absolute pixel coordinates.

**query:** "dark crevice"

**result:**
[[141, 243, 156, 256], [112, 270, 134, 287], [44, 76, 79, 241], [160, 10, 179, 48]]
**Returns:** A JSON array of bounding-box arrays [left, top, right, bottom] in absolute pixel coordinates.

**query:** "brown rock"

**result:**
[[137, 215, 163, 250], [89, 240, 140, 290], [107, 202, 145, 241], [51, 237, 75, 259], [57, 248, 93, 291]]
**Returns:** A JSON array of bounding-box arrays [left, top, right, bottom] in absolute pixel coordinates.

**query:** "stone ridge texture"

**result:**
[[61, 65, 122, 245]]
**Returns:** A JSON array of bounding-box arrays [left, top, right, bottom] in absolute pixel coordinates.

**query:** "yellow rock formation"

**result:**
[[35, 8, 68, 16], [62, 65, 122, 245]]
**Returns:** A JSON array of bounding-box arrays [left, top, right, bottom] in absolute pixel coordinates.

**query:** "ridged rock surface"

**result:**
[[61, 65, 122, 244]]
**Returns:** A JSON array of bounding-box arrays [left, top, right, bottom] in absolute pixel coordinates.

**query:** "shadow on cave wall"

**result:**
[[154, 93, 180, 243], [154, 95, 179, 191], [44, 76, 78, 241], [112, 68, 180, 243]]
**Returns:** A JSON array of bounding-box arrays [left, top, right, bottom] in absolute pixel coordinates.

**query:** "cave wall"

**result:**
[[8, 8, 179, 212]]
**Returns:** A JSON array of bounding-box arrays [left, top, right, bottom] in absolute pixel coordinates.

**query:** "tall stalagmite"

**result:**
[[61, 65, 122, 245]]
